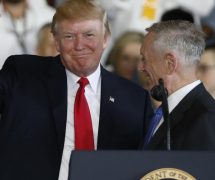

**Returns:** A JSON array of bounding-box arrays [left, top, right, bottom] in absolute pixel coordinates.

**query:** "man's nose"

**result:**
[[74, 36, 84, 50], [138, 60, 146, 71]]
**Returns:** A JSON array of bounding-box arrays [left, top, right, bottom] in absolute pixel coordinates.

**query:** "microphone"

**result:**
[[150, 79, 171, 151], [150, 79, 168, 101]]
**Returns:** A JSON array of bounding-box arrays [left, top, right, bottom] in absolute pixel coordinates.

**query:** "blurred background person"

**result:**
[[105, 31, 144, 84], [0, 0, 55, 68], [36, 23, 58, 56], [197, 45, 215, 99]]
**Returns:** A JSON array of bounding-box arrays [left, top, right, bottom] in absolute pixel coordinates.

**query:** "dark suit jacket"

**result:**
[[0, 55, 153, 180], [144, 83, 215, 150]]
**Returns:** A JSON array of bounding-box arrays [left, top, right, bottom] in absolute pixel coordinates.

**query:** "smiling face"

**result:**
[[54, 19, 108, 77], [139, 33, 166, 90]]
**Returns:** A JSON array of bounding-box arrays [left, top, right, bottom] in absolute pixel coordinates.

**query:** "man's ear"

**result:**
[[164, 53, 177, 75], [103, 32, 110, 49]]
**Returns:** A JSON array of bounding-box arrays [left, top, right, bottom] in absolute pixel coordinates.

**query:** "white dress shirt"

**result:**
[[58, 65, 101, 180]]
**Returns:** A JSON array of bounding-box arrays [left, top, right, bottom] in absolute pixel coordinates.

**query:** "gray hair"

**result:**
[[146, 20, 206, 66]]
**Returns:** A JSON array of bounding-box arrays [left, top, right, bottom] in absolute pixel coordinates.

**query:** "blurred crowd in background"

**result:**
[[1, 0, 215, 100]]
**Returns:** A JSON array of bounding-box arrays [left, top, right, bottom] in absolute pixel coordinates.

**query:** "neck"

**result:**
[[166, 72, 198, 96]]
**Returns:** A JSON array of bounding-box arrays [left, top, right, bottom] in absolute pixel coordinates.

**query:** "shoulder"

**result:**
[[101, 66, 148, 95], [197, 90, 215, 114], [182, 84, 215, 117], [1, 54, 61, 73]]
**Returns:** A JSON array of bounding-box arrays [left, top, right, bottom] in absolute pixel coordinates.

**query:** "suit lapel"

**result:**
[[97, 67, 118, 149], [146, 83, 205, 149], [42, 56, 67, 155]]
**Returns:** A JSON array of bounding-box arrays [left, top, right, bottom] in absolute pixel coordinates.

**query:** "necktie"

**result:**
[[74, 77, 94, 150], [144, 105, 163, 147]]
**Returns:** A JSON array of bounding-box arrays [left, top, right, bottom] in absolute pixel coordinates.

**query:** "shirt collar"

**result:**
[[66, 64, 101, 94], [86, 64, 101, 94], [168, 80, 201, 113]]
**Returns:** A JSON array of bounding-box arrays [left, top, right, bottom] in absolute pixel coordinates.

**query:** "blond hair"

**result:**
[[51, 0, 110, 35]]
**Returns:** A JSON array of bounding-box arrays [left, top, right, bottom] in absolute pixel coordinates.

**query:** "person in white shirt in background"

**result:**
[[0, 0, 55, 68]]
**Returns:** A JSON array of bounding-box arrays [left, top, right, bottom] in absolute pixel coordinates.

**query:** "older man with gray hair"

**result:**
[[139, 20, 215, 150]]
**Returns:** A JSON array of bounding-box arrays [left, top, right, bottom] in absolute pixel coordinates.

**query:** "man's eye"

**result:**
[[85, 33, 94, 38], [64, 34, 74, 39]]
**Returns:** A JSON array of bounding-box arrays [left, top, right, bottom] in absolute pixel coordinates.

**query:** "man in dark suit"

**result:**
[[139, 20, 215, 150], [0, 0, 153, 180]]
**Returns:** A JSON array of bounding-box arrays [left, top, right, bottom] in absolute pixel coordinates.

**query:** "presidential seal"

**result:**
[[140, 168, 196, 180]]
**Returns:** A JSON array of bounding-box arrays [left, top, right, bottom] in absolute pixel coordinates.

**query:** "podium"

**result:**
[[68, 150, 215, 180]]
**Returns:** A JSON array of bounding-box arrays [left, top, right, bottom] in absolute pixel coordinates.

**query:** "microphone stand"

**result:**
[[158, 79, 171, 151]]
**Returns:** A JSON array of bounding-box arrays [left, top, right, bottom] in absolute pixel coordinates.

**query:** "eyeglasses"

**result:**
[[198, 64, 215, 72]]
